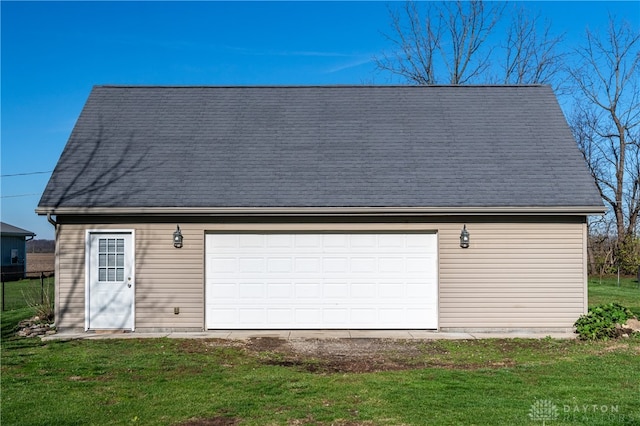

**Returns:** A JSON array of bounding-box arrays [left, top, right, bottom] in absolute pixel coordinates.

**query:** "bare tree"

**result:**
[[375, 0, 503, 84], [502, 7, 566, 90], [376, 1, 571, 87], [375, 1, 440, 85], [439, 0, 503, 84], [570, 16, 640, 272]]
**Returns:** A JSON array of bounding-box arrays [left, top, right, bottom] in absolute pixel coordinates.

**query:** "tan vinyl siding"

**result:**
[[56, 225, 86, 329], [56, 223, 205, 331], [438, 221, 586, 331], [54, 216, 587, 331], [133, 224, 203, 329]]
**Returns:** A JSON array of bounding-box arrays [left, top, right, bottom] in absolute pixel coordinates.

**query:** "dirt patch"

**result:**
[[202, 337, 509, 374], [594, 342, 631, 355], [177, 416, 371, 426], [178, 417, 239, 426], [179, 337, 634, 374]]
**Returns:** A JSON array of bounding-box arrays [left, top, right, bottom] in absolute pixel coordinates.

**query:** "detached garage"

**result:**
[[37, 85, 605, 333]]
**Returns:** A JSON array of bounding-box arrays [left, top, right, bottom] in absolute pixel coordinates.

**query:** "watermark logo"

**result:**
[[529, 399, 559, 424], [528, 399, 631, 424]]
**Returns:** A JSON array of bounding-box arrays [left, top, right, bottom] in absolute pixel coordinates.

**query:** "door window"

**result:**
[[98, 238, 125, 282]]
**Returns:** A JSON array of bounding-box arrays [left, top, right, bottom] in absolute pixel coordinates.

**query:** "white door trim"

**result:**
[[85, 229, 136, 331]]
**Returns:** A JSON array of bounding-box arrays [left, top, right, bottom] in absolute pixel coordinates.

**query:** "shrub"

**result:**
[[574, 303, 635, 340], [21, 282, 54, 323]]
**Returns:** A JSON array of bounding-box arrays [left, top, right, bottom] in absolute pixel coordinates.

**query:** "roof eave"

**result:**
[[1, 232, 37, 237], [36, 206, 607, 217]]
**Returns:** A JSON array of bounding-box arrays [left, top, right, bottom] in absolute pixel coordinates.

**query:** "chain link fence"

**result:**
[[1, 271, 54, 311]]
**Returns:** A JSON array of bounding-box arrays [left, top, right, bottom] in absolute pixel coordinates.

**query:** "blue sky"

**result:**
[[2, 1, 639, 240]]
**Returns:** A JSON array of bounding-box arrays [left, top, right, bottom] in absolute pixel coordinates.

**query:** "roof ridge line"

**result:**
[[94, 84, 549, 89]]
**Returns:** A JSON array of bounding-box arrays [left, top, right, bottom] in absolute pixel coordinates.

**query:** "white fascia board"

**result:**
[[36, 205, 607, 216]]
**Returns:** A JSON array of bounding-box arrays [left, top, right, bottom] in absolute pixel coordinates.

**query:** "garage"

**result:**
[[205, 232, 438, 329]]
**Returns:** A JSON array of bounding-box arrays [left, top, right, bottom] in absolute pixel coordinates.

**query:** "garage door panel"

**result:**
[[239, 234, 263, 247], [351, 234, 376, 247], [295, 282, 321, 298], [267, 283, 292, 298], [267, 258, 291, 272], [238, 283, 265, 299], [378, 234, 405, 247], [350, 257, 376, 272], [379, 309, 402, 322], [379, 283, 403, 298], [295, 234, 322, 247], [407, 256, 435, 272], [323, 257, 349, 272], [267, 234, 292, 247], [295, 258, 320, 272], [407, 308, 434, 323], [324, 282, 349, 298], [408, 283, 435, 298], [296, 309, 321, 324], [267, 309, 291, 324], [323, 309, 348, 324], [352, 309, 376, 323], [351, 282, 377, 298], [211, 258, 237, 273], [408, 234, 436, 247], [211, 235, 238, 248], [379, 257, 404, 273], [239, 308, 265, 324], [323, 234, 348, 247], [206, 233, 438, 329], [239, 258, 264, 273], [211, 308, 236, 325], [209, 283, 237, 299]]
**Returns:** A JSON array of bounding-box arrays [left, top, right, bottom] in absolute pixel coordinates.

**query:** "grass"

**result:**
[[1, 324, 639, 425], [1, 279, 639, 425], [1, 276, 54, 311], [588, 276, 640, 316]]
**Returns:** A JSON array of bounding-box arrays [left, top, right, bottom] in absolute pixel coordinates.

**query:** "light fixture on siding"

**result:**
[[460, 224, 470, 248], [173, 225, 183, 248]]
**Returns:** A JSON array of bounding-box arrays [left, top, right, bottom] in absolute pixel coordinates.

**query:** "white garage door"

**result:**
[[205, 233, 438, 329]]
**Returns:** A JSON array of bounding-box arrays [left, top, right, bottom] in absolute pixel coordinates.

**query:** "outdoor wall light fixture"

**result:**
[[173, 225, 183, 248], [460, 224, 470, 248]]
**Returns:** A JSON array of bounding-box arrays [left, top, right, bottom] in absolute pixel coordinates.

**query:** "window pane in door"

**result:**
[[97, 237, 126, 282]]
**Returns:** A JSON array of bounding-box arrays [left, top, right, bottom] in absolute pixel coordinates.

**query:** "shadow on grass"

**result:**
[[1, 307, 41, 349]]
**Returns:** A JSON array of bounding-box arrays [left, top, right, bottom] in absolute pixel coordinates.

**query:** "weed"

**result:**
[[574, 302, 635, 340]]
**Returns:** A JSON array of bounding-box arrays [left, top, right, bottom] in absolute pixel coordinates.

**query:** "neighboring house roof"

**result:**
[[37, 85, 605, 215], [1, 222, 36, 237]]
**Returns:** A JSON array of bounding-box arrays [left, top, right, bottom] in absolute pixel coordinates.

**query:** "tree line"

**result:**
[[26, 240, 55, 253], [375, 1, 639, 275]]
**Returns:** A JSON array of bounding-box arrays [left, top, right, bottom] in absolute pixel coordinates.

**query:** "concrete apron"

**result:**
[[41, 330, 577, 341]]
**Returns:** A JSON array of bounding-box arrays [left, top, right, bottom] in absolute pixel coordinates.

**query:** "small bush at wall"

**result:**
[[574, 303, 635, 340]]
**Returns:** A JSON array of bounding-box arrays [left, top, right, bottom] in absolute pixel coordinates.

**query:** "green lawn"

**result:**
[[588, 276, 640, 316], [1, 280, 639, 425], [1, 276, 54, 311]]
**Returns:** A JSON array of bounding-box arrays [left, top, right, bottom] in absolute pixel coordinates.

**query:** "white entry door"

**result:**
[[87, 232, 135, 330], [206, 233, 438, 329]]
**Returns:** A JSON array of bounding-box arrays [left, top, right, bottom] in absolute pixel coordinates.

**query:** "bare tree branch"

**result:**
[[440, 0, 503, 84], [502, 6, 567, 91], [375, 2, 440, 84], [570, 15, 640, 270], [374, 0, 503, 85]]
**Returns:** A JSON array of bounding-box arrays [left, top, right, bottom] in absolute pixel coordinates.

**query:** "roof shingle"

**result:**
[[38, 85, 604, 212]]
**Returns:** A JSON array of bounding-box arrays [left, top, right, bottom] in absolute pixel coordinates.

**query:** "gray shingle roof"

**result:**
[[38, 85, 604, 212], [1, 222, 36, 237]]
